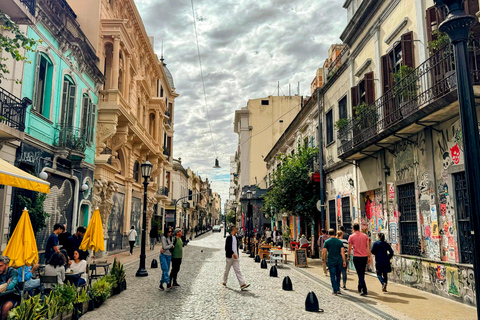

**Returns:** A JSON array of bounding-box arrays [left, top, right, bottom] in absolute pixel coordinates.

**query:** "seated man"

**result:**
[[17, 264, 41, 294], [0, 256, 18, 320]]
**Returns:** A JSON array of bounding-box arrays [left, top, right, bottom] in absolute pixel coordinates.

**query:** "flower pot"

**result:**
[[122, 280, 127, 291], [74, 301, 89, 319], [52, 315, 62, 320], [61, 311, 73, 320], [113, 285, 121, 295], [93, 296, 103, 308]]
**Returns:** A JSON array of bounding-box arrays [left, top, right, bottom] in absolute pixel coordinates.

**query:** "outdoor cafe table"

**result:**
[[92, 262, 112, 274], [65, 271, 84, 285]]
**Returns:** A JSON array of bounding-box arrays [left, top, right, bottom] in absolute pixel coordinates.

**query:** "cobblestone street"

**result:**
[[82, 232, 403, 320]]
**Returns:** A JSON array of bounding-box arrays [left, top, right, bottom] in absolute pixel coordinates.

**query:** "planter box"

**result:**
[[113, 285, 121, 295], [74, 301, 89, 319], [87, 299, 95, 312], [51, 315, 61, 320], [61, 311, 73, 320], [93, 296, 103, 308], [122, 280, 127, 291]]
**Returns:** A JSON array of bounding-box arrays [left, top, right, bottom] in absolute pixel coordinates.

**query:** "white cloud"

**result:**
[[135, 0, 347, 210]]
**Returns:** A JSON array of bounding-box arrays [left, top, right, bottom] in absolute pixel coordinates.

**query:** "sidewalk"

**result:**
[[285, 250, 476, 320]]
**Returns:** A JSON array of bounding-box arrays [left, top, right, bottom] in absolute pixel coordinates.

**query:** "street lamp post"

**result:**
[[246, 189, 253, 256], [136, 159, 152, 277], [232, 202, 238, 228], [434, 0, 480, 315]]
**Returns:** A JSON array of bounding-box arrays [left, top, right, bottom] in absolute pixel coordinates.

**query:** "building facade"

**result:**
[[68, 0, 178, 252]]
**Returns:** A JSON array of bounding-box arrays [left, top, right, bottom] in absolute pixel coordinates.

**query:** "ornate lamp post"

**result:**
[[246, 189, 253, 256], [182, 202, 189, 234], [434, 0, 480, 315], [232, 202, 238, 228], [136, 159, 153, 277]]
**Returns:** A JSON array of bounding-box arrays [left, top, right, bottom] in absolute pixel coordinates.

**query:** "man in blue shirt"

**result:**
[[45, 224, 65, 263], [0, 256, 18, 320]]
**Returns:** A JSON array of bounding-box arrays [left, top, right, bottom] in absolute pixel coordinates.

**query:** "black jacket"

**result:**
[[225, 235, 240, 258]]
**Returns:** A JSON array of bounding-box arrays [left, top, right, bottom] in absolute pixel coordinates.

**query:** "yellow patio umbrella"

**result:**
[[79, 208, 105, 252], [0, 158, 50, 193], [3, 208, 39, 268]]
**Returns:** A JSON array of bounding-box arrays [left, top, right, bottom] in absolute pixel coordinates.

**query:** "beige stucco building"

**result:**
[[68, 0, 178, 251]]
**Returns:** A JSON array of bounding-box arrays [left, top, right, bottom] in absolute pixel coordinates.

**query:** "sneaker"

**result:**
[[167, 284, 173, 290], [173, 283, 180, 287], [360, 292, 368, 296], [240, 283, 250, 291], [159, 283, 164, 291], [342, 285, 347, 290], [382, 283, 387, 292], [222, 283, 226, 287], [337, 290, 342, 295], [332, 292, 338, 296]]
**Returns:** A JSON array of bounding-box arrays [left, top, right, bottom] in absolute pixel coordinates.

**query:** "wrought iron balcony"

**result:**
[[0, 87, 30, 133], [157, 186, 169, 197], [54, 124, 87, 153], [337, 43, 480, 159]]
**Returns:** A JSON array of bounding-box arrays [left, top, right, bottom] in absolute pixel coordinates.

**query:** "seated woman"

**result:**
[[60, 249, 70, 271], [17, 264, 41, 294], [68, 250, 87, 287], [44, 252, 65, 290]]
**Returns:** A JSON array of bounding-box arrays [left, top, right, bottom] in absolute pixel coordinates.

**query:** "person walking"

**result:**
[[127, 226, 137, 255], [169, 228, 183, 287], [348, 223, 371, 296], [159, 227, 173, 291], [223, 225, 250, 290], [265, 227, 272, 244], [371, 233, 394, 292], [322, 229, 346, 295], [317, 229, 329, 276], [339, 225, 350, 240], [150, 226, 159, 250], [337, 230, 349, 289]]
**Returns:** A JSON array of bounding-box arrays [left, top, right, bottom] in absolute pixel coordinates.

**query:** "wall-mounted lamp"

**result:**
[[383, 165, 391, 177], [81, 183, 89, 192], [39, 171, 48, 180], [348, 178, 354, 188]]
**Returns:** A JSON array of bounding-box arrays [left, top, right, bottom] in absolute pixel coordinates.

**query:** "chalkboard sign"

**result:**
[[295, 249, 308, 267]]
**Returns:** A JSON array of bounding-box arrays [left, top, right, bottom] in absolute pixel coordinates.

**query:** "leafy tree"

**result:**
[[0, 10, 39, 83], [17, 192, 49, 235], [225, 210, 235, 225], [263, 144, 319, 222]]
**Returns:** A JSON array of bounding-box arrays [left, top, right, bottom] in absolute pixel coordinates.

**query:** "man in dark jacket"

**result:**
[[223, 225, 250, 290]]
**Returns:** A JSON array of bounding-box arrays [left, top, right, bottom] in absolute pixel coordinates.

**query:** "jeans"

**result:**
[[24, 278, 41, 291], [353, 256, 368, 294], [159, 254, 172, 285], [150, 238, 157, 250], [129, 241, 135, 254], [340, 264, 347, 287], [73, 278, 86, 287], [328, 263, 342, 293], [170, 258, 182, 285], [376, 271, 388, 285]]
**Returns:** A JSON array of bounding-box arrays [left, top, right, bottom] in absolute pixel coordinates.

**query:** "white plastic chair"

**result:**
[[269, 250, 284, 268]]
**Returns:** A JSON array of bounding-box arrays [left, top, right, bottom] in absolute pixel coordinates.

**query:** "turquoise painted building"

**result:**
[[11, 0, 104, 251]]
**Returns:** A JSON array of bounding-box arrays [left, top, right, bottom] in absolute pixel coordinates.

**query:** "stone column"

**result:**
[[112, 36, 120, 90], [125, 54, 131, 101]]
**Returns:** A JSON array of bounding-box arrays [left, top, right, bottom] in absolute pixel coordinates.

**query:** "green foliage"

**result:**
[[74, 287, 91, 304], [353, 102, 378, 130], [109, 258, 125, 286], [39, 291, 59, 319], [0, 10, 40, 83], [17, 192, 49, 235], [334, 118, 349, 131], [429, 30, 450, 52], [8, 294, 45, 320], [90, 276, 112, 301], [282, 226, 291, 244], [263, 145, 319, 221], [393, 65, 418, 101], [225, 210, 235, 225], [54, 283, 76, 314]]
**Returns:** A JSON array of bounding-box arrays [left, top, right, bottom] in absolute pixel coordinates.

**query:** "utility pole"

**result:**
[[317, 88, 325, 230]]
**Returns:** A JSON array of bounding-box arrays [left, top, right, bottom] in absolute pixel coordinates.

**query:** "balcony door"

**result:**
[[61, 76, 77, 128]]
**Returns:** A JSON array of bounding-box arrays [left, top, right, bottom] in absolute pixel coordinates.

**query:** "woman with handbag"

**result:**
[[159, 227, 174, 291]]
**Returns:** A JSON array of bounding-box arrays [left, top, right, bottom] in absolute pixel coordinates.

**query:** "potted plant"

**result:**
[[73, 288, 91, 319], [55, 284, 76, 320], [40, 291, 60, 320], [334, 118, 349, 139], [8, 295, 46, 320], [393, 65, 418, 103], [354, 102, 378, 131], [90, 277, 112, 308]]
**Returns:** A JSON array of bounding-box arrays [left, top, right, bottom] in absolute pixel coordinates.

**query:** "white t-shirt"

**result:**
[[265, 231, 272, 238], [128, 229, 137, 241], [232, 235, 238, 256], [70, 260, 87, 281]]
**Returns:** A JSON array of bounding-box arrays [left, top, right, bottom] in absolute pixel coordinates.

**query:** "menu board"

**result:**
[[295, 249, 308, 267]]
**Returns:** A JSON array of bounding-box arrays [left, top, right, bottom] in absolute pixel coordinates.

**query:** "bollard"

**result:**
[[282, 276, 293, 291], [260, 259, 267, 269], [249, 250, 255, 258], [270, 265, 278, 277], [254, 255, 261, 263], [305, 291, 324, 312], [151, 259, 158, 269]]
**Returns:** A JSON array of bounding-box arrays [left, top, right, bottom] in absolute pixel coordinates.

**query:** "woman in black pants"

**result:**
[[127, 226, 137, 255], [371, 233, 394, 292]]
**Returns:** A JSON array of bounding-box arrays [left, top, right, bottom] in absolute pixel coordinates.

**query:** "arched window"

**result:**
[[133, 161, 140, 182], [61, 74, 77, 127], [33, 52, 54, 118]]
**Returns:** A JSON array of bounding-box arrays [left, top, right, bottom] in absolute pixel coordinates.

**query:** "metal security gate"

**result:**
[[453, 171, 474, 264], [341, 197, 352, 234], [398, 183, 420, 256], [328, 200, 336, 231]]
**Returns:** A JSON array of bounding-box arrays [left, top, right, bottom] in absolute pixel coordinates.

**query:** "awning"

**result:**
[[0, 158, 50, 193]]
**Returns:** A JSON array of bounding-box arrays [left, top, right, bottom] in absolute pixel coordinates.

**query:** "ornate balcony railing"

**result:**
[[54, 124, 87, 153], [337, 42, 480, 157], [157, 186, 169, 197], [20, 0, 36, 16], [0, 87, 30, 132]]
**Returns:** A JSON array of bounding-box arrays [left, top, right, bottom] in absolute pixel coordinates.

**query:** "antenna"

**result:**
[[161, 38, 164, 62], [277, 81, 280, 96], [297, 82, 300, 95], [289, 83, 291, 96]]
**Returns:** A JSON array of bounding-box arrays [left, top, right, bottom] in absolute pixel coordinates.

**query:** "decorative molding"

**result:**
[[355, 59, 372, 77], [384, 18, 409, 45]]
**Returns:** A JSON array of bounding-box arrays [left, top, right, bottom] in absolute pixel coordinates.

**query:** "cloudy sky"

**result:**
[[135, 0, 347, 210]]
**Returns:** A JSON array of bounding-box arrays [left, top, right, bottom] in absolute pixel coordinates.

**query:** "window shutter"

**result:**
[[89, 104, 96, 144], [437, 6, 448, 24], [351, 86, 358, 115], [61, 81, 69, 123], [67, 85, 77, 127], [465, 0, 480, 17], [364, 72, 375, 105], [401, 31, 415, 68], [81, 95, 89, 131], [426, 7, 438, 43], [32, 52, 41, 111], [381, 55, 391, 94]]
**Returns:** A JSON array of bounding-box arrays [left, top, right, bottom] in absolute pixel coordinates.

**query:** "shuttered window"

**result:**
[[61, 77, 77, 127], [326, 109, 333, 144]]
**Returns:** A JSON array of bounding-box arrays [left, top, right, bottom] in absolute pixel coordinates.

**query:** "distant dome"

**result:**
[[162, 61, 175, 90]]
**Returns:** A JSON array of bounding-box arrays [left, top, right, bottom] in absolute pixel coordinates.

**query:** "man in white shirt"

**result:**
[[223, 225, 250, 290], [128, 226, 137, 255]]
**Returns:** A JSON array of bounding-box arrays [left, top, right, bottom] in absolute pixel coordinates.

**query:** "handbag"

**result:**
[[169, 238, 176, 253]]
